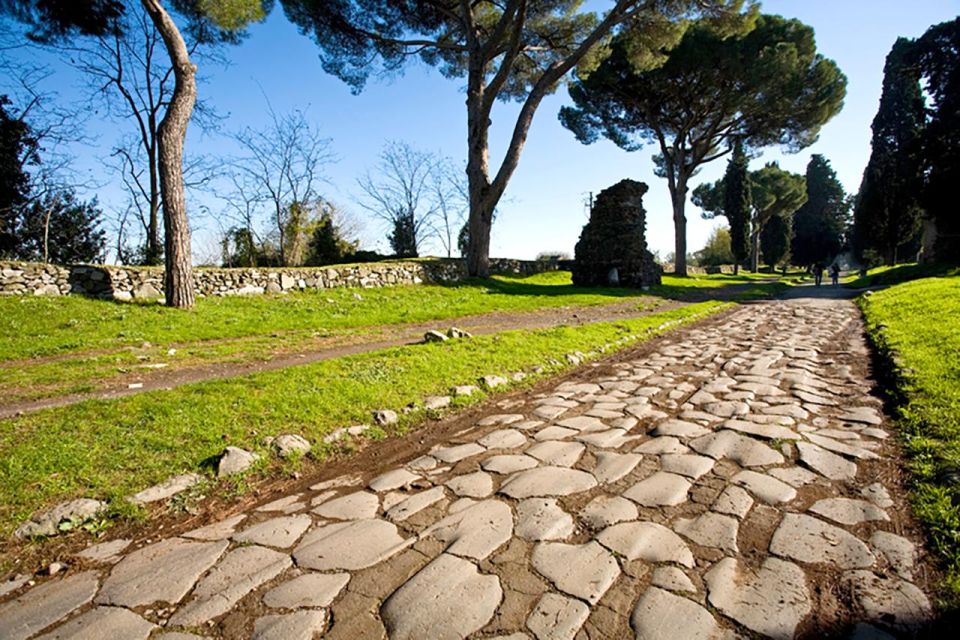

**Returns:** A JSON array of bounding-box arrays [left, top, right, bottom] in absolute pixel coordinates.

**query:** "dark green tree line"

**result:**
[[792, 154, 848, 268]]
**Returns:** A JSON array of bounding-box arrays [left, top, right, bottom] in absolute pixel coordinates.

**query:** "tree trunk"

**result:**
[[147, 148, 161, 264], [750, 227, 761, 272], [669, 178, 688, 277], [465, 58, 492, 278], [142, 0, 195, 309]]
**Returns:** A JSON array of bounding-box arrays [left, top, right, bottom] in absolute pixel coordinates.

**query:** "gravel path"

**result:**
[[0, 296, 934, 639]]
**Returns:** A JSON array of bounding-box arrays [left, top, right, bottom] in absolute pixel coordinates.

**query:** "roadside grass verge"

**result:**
[[0, 301, 730, 537], [846, 263, 959, 289], [859, 276, 960, 601]]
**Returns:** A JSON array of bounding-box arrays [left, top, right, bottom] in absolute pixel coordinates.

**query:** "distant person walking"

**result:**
[[830, 263, 840, 286], [813, 262, 824, 287]]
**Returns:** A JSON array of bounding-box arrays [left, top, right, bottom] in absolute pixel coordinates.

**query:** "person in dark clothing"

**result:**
[[830, 263, 840, 286], [813, 262, 824, 287]]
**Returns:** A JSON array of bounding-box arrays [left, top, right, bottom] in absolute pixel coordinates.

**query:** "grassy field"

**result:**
[[0, 301, 730, 537], [845, 263, 959, 288], [859, 275, 960, 600], [0, 270, 791, 404]]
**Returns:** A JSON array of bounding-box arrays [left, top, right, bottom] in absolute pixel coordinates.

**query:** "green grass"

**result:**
[[859, 275, 960, 600], [846, 263, 959, 289], [0, 301, 730, 536]]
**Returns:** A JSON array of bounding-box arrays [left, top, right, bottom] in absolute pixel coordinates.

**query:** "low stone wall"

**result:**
[[660, 264, 737, 275], [0, 258, 559, 299]]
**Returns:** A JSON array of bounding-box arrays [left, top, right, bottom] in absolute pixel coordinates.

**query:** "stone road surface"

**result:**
[[0, 297, 934, 639]]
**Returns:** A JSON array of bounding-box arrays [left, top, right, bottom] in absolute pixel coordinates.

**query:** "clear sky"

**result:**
[[4, 0, 960, 262]]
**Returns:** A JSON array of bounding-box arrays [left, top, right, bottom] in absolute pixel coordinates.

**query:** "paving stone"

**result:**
[[689, 431, 784, 467], [626, 403, 669, 421], [768, 466, 819, 487], [622, 472, 691, 507], [294, 519, 408, 570], [313, 490, 380, 520], [634, 437, 688, 455], [533, 404, 570, 420], [650, 567, 696, 593], [516, 499, 575, 541], [842, 570, 931, 632], [232, 514, 312, 548], [97, 538, 228, 607], [182, 514, 246, 541], [262, 572, 350, 608], [759, 403, 809, 420], [256, 494, 306, 513], [869, 531, 916, 578], [839, 407, 883, 425], [797, 442, 858, 480], [0, 574, 29, 598], [651, 419, 710, 439], [596, 521, 694, 567], [660, 453, 715, 479], [433, 443, 486, 463], [408, 455, 438, 471], [76, 539, 131, 563], [702, 400, 749, 418], [794, 389, 837, 405], [534, 426, 579, 441], [704, 557, 810, 638], [674, 512, 739, 553], [526, 441, 585, 467], [169, 545, 291, 626], [730, 470, 797, 504], [252, 610, 328, 640], [480, 429, 528, 449], [862, 428, 889, 440], [482, 454, 540, 474], [499, 467, 597, 499], [556, 417, 608, 432], [35, 606, 155, 640], [592, 451, 642, 484], [478, 413, 525, 426], [154, 634, 205, 640], [526, 592, 589, 640], [0, 571, 100, 640], [575, 428, 633, 448], [386, 486, 446, 521], [711, 485, 754, 519], [631, 587, 722, 640], [129, 473, 203, 505], [381, 553, 501, 640], [721, 419, 800, 441], [368, 468, 420, 492], [421, 499, 513, 560], [579, 495, 638, 529], [809, 498, 890, 525], [446, 471, 495, 498], [769, 513, 875, 569], [531, 541, 620, 604], [805, 433, 879, 460]]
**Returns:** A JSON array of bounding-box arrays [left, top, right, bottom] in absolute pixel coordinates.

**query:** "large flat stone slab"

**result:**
[[446, 471, 495, 498], [769, 513, 875, 569], [579, 495, 639, 529], [294, 519, 408, 570], [169, 546, 291, 626], [499, 467, 597, 499], [516, 498, 575, 541], [809, 498, 890, 525], [660, 453, 715, 479], [596, 522, 694, 567], [651, 419, 709, 439], [722, 419, 800, 441], [690, 431, 784, 467], [262, 572, 350, 609], [312, 491, 379, 520], [631, 587, 722, 640], [386, 486, 446, 521], [381, 553, 501, 640], [421, 499, 513, 560], [35, 606, 155, 640], [97, 538, 228, 607], [730, 471, 796, 504], [592, 452, 642, 484], [232, 514, 312, 548], [674, 512, 739, 553], [252, 610, 328, 640], [0, 571, 100, 640], [622, 472, 691, 507], [482, 454, 540, 474], [525, 441, 585, 467], [842, 570, 931, 632], [526, 592, 589, 640], [796, 442, 858, 480], [704, 557, 810, 638], [531, 541, 620, 604]]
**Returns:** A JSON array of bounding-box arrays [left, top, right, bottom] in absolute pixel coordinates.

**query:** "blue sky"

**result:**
[[5, 0, 960, 262]]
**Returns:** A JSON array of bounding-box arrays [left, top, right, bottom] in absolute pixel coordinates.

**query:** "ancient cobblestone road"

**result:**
[[0, 297, 934, 639]]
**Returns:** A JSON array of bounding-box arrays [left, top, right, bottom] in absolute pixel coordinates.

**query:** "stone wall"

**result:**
[[0, 258, 559, 299]]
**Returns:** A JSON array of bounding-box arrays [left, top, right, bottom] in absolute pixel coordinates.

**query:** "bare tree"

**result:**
[[356, 141, 439, 258], [429, 156, 468, 258], [230, 105, 335, 266]]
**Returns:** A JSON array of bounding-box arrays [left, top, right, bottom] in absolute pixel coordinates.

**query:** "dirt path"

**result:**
[[0, 297, 682, 419], [0, 296, 938, 639]]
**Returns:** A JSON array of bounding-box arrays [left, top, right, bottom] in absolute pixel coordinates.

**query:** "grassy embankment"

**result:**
[[859, 275, 960, 601], [0, 270, 788, 403]]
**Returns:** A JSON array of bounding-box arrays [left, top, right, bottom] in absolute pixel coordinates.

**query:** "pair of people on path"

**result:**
[[813, 262, 841, 286]]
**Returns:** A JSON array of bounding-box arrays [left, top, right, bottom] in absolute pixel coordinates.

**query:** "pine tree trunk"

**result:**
[[142, 0, 195, 309], [670, 180, 688, 277], [751, 227, 761, 272], [465, 60, 492, 279]]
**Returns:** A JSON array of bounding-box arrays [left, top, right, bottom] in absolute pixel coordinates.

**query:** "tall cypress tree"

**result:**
[[853, 38, 926, 266], [792, 155, 848, 268], [723, 139, 752, 274]]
